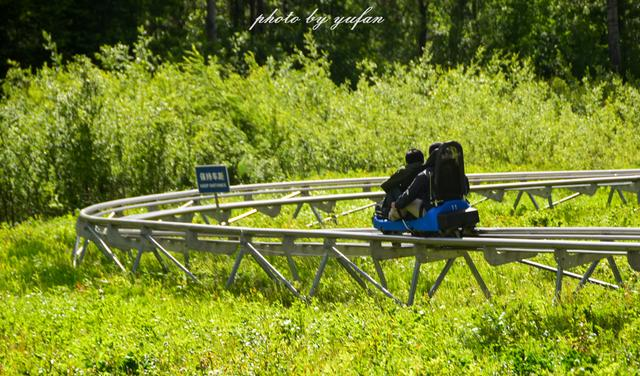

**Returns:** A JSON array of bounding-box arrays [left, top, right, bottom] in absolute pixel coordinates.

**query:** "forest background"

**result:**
[[2, 0, 640, 83]]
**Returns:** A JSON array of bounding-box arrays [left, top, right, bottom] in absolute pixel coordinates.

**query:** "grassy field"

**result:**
[[1, 184, 640, 374]]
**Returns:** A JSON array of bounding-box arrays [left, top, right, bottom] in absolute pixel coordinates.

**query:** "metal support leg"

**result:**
[[226, 249, 245, 288], [183, 250, 190, 269], [554, 264, 563, 303], [76, 238, 89, 267], [132, 247, 144, 273], [372, 258, 388, 289], [576, 260, 600, 291], [607, 187, 626, 205], [618, 188, 628, 204], [146, 235, 200, 283], [286, 254, 300, 282], [527, 192, 540, 210], [463, 252, 491, 299], [519, 260, 618, 289], [293, 189, 310, 219], [308, 204, 325, 228], [407, 259, 421, 306], [607, 187, 616, 206], [547, 194, 554, 209], [428, 258, 456, 298], [330, 247, 401, 304], [607, 256, 624, 285], [292, 203, 304, 219], [309, 253, 330, 297], [86, 226, 126, 272], [151, 249, 169, 273], [244, 242, 302, 299], [513, 191, 524, 210], [334, 254, 368, 291], [71, 236, 81, 265]]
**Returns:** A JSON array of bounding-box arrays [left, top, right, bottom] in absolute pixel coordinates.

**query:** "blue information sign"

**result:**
[[196, 165, 230, 193]]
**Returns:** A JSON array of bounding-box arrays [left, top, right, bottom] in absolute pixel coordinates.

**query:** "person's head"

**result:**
[[428, 142, 442, 155], [405, 148, 424, 165]]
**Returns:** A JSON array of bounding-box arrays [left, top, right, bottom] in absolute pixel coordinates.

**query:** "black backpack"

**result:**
[[431, 141, 469, 202]]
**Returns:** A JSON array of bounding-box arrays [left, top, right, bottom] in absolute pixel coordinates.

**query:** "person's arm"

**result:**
[[395, 173, 427, 209], [381, 167, 405, 193]]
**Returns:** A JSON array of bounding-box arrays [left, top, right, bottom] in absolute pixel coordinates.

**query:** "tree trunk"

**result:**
[[418, 0, 428, 55], [249, 0, 256, 23], [257, 0, 264, 17], [448, 0, 466, 63], [230, 0, 243, 29], [206, 0, 217, 44], [607, 0, 622, 73], [255, 0, 265, 33]]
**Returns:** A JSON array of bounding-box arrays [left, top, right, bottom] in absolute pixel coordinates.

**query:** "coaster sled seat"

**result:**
[[373, 199, 478, 235]]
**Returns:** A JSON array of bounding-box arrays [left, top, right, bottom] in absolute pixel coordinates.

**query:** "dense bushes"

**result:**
[[1, 39, 639, 223]]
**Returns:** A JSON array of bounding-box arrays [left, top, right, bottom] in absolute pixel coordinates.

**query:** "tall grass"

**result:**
[[2, 38, 640, 224]]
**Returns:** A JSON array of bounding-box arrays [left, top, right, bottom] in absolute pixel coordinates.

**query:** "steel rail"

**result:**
[[87, 170, 640, 217], [74, 169, 640, 305], [101, 176, 640, 221], [78, 218, 640, 253]]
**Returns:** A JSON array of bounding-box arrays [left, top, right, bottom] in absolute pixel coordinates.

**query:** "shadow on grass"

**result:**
[[2, 236, 481, 307], [2, 237, 117, 293]]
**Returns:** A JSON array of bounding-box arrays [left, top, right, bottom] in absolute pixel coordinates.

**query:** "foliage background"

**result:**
[[2, 36, 640, 223], [1, 0, 640, 83]]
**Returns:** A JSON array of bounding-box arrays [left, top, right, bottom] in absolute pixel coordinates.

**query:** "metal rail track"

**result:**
[[74, 169, 640, 305]]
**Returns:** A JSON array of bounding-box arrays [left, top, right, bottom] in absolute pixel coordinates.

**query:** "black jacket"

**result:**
[[395, 169, 432, 210], [381, 162, 425, 199]]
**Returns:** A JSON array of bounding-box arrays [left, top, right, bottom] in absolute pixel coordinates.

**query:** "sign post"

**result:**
[[195, 165, 231, 208]]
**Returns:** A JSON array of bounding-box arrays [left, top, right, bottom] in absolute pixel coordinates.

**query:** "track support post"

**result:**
[[309, 239, 401, 304], [143, 228, 200, 283], [86, 225, 127, 273], [242, 238, 303, 300], [226, 249, 245, 288], [463, 252, 491, 299], [407, 258, 422, 306]]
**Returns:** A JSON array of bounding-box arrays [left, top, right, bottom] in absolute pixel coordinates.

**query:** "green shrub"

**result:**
[[2, 40, 640, 223]]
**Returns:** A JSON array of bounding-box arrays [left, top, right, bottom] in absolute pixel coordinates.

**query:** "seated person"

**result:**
[[388, 169, 432, 220], [381, 148, 425, 199], [387, 142, 442, 221], [376, 148, 425, 218]]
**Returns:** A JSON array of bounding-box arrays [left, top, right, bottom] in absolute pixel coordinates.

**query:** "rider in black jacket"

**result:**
[[376, 148, 424, 218], [388, 143, 441, 220], [381, 148, 424, 198]]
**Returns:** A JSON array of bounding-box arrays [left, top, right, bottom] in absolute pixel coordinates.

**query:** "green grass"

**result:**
[[1, 186, 640, 374]]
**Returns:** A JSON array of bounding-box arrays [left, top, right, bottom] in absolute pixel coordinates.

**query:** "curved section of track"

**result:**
[[74, 169, 640, 305]]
